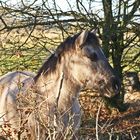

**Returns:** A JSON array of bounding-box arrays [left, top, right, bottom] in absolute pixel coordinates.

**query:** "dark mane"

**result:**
[[34, 31, 99, 81]]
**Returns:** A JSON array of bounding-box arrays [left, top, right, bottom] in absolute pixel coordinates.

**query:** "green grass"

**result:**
[[0, 45, 48, 74]]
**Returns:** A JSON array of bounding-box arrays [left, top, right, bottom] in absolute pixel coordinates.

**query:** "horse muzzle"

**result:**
[[98, 77, 121, 98]]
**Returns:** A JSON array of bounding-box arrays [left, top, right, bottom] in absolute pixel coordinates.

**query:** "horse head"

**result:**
[[67, 30, 121, 98]]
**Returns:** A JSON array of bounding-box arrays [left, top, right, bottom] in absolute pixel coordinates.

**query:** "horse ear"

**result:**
[[76, 30, 89, 48], [91, 28, 98, 35]]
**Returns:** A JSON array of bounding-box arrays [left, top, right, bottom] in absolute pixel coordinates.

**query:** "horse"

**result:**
[[0, 30, 121, 139]]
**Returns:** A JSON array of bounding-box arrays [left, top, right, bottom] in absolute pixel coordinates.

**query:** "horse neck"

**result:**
[[35, 63, 81, 110]]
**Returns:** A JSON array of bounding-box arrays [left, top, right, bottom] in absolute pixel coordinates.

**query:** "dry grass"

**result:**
[[79, 90, 140, 140], [0, 87, 140, 140], [0, 87, 78, 140]]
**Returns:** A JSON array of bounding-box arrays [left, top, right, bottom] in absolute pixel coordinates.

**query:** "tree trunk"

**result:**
[[102, 0, 113, 58], [102, 0, 123, 80]]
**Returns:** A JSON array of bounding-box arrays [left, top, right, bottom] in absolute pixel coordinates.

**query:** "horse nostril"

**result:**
[[114, 83, 119, 91], [111, 77, 120, 93]]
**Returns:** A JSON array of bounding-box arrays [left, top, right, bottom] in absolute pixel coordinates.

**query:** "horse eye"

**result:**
[[89, 52, 98, 61]]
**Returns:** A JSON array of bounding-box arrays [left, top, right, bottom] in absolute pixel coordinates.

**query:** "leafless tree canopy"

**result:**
[[0, 0, 140, 78]]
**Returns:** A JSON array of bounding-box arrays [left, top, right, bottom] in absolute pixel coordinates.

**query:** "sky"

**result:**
[[1, 0, 139, 21], [1, 0, 103, 13]]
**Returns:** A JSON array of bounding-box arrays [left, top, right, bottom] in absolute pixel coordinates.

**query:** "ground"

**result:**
[[79, 89, 140, 140]]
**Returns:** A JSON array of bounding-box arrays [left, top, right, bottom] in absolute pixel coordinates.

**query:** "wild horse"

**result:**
[[0, 30, 121, 139]]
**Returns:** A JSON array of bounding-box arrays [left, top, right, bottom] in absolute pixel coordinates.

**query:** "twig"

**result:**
[[96, 100, 103, 140]]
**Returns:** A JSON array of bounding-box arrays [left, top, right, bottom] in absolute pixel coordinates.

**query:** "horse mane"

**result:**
[[34, 31, 99, 81]]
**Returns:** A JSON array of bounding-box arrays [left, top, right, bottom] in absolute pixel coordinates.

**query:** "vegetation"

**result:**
[[0, 0, 140, 139]]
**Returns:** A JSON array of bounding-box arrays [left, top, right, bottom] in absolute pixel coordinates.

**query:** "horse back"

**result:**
[[0, 71, 35, 127]]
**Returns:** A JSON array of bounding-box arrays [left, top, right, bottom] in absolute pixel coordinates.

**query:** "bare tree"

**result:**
[[0, 0, 139, 85]]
